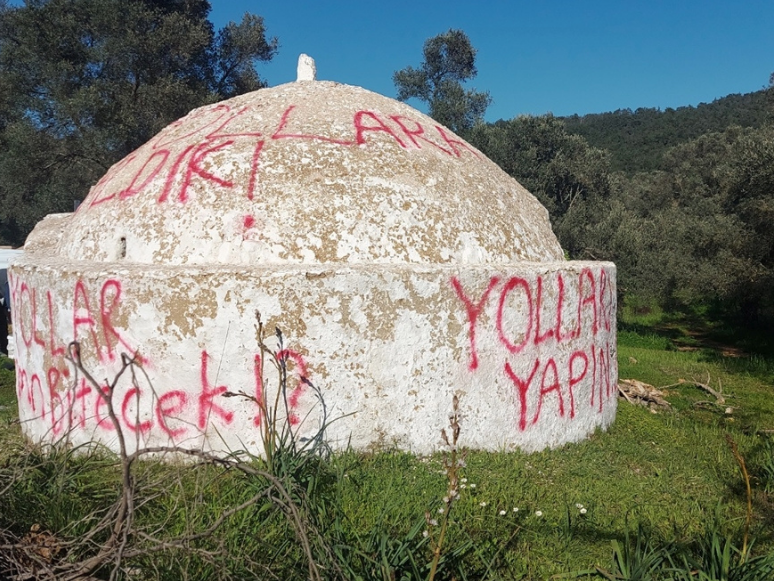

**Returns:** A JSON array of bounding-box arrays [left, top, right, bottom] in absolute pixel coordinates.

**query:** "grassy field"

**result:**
[[1, 307, 773, 579]]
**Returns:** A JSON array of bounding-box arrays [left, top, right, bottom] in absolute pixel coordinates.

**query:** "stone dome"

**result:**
[[11, 64, 616, 457], [52, 80, 563, 266]]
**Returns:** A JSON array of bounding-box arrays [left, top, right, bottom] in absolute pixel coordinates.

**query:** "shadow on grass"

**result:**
[[620, 303, 774, 373]]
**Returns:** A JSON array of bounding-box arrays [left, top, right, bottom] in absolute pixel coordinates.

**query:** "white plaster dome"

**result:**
[[51, 80, 564, 266], [13, 64, 618, 456]]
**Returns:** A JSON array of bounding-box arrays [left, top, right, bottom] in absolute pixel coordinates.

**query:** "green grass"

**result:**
[[1, 317, 773, 579]]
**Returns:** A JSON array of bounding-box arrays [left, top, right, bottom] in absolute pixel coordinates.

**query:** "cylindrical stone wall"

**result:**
[[10, 259, 616, 454]]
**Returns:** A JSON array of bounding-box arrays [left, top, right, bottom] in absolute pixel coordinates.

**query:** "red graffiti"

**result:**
[[575, 268, 598, 339], [534, 276, 555, 345], [50, 389, 71, 436], [100, 280, 137, 362], [179, 139, 236, 203], [16, 282, 33, 348], [389, 115, 454, 155], [94, 385, 116, 431], [555, 273, 577, 341], [121, 387, 153, 434], [13, 276, 141, 433], [16, 368, 26, 401], [451, 276, 500, 370], [156, 390, 188, 438], [533, 358, 564, 425], [504, 360, 539, 431], [435, 125, 480, 158], [47, 367, 61, 401], [29, 374, 44, 419], [68, 279, 140, 364], [206, 105, 264, 141], [453, 267, 616, 431], [252, 350, 310, 427], [73, 380, 92, 429], [198, 351, 234, 429], [16, 282, 46, 350], [118, 150, 169, 201], [151, 104, 234, 149], [354, 111, 407, 148], [80, 101, 480, 212], [589, 346, 601, 412], [598, 344, 612, 407], [14, 272, 314, 441], [73, 280, 100, 351], [599, 269, 614, 332], [503, 345, 612, 431], [272, 105, 355, 145], [88, 153, 140, 207], [157, 143, 197, 203], [568, 351, 588, 419], [453, 269, 612, 357], [497, 277, 534, 356]]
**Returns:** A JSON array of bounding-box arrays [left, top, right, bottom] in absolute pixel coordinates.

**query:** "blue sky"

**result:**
[[209, 0, 774, 121]]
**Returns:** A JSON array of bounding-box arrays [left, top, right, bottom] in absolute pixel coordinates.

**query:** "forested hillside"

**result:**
[[467, 90, 774, 338], [561, 90, 773, 174]]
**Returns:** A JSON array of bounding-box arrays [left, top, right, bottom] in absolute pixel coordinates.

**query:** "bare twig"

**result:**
[[2, 326, 334, 581]]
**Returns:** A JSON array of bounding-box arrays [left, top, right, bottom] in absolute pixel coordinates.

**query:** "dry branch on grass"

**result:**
[[619, 371, 734, 415], [0, 320, 335, 581], [662, 374, 725, 403], [661, 373, 732, 412], [617, 379, 671, 411]]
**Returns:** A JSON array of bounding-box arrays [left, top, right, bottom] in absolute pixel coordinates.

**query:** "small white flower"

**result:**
[[430, 519, 438, 526], [534, 510, 543, 517], [470, 483, 476, 489], [580, 508, 587, 515], [460, 484, 467, 489], [438, 507, 445, 514], [479, 501, 487, 507], [443, 496, 449, 503], [450, 489, 458, 497], [423, 530, 429, 538], [513, 507, 519, 513], [575, 503, 583, 509], [499, 510, 506, 516], [461, 478, 468, 483]]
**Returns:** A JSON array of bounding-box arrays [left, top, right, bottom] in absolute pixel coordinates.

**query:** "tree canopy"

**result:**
[[469, 101, 774, 331], [0, 0, 277, 246], [393, 29, 491, 134]]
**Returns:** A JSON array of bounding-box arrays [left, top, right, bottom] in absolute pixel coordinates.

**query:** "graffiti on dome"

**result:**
[[10, 275, 309, 441], [451, 266, 616, 431], [10, 264, 615, 445], [85, 103, 479, 209]]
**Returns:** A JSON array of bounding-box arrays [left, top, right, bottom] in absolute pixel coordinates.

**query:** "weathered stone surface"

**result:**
[[10, 77, 616, 455], [50, 81, 563, 266], [297, 54, 317, 82]]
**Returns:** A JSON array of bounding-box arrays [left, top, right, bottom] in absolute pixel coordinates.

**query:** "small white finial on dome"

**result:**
[[297, 54, 316, 82]]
